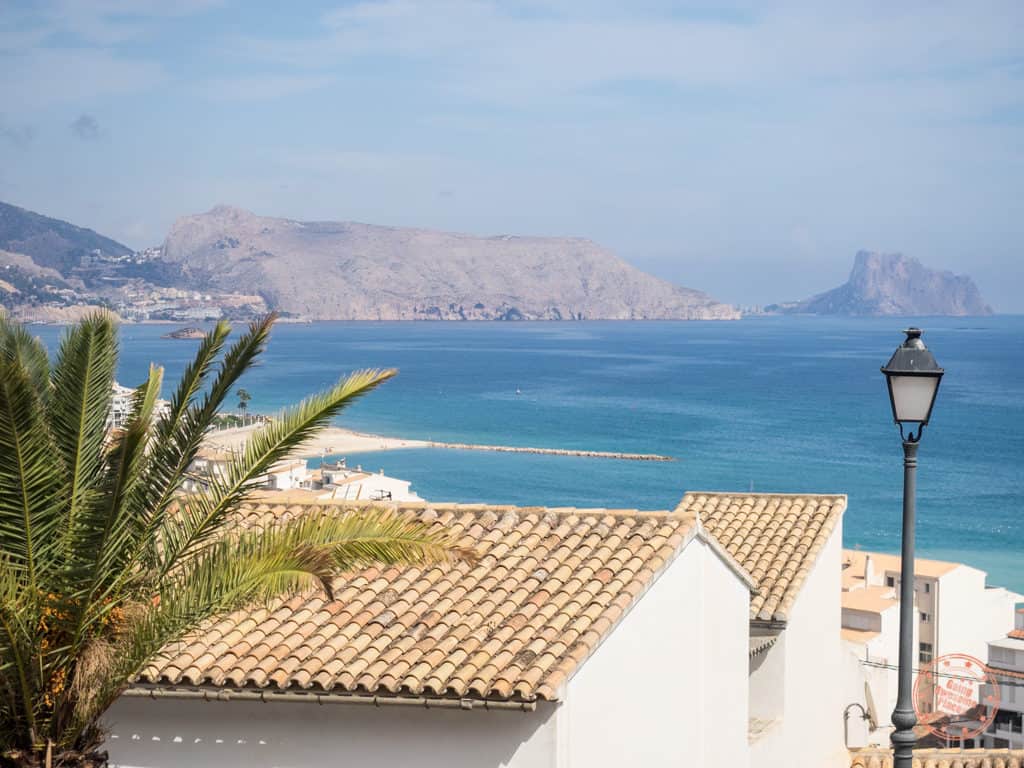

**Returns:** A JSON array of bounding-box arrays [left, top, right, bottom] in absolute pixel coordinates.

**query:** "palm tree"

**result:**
[[0, 312, 467, 767], [235, 387, 251, 424]]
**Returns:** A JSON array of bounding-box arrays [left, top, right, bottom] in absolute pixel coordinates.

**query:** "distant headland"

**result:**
[[0, 199, 738, 323], [764, 251, 992, 317]]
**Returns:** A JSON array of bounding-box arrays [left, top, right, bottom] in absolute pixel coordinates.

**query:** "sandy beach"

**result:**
[[204, 425, 430, 457]]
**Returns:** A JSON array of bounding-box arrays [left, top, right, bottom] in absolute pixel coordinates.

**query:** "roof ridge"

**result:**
[[239, 499, 673, 519]]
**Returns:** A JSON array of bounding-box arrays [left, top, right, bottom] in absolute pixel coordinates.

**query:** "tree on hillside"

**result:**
[[0, 312, 469, 767]]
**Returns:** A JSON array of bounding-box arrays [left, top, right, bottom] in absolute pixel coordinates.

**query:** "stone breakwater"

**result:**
[[427, 442, 674, 462]]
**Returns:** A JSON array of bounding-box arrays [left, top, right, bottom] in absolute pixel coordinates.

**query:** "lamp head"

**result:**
[[881, 327, 943, 441]]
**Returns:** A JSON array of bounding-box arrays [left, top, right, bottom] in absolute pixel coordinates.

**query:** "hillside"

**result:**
[[160, 205, 740, 320], [0, 200, 132, 274], [768, 251, 992, 316]]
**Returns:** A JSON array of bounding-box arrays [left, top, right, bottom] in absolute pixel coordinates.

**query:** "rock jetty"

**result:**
[[429, 441, 673, 462]]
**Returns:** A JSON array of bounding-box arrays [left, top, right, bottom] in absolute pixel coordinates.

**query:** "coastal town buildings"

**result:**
[[318, 459, 422, 501], [107, 497, 761, 768], [107, 380, 170, 431], [983, 609, 1024, 749], [840, 550, 1021, 749], [263, 460, 313, 491]]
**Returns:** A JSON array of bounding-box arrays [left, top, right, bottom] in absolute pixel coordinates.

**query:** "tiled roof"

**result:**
[[1010, 629, 1024, 640], [675, 492, 847, 623], [850, 748, 1024, 768], [136, 501, 702, 703], [842, 549, 961, 582]]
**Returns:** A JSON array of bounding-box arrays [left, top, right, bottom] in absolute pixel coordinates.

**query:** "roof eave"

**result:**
[[123, 684, 541, 712]]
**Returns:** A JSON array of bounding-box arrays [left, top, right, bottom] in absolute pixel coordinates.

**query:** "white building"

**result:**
[[839, 553, 918, 747], [318, 460, 422, 502], [181, 449, 234, 493], [106, 497, 758, 768], [107, 380, 171, 432], [983, 609, 1024, 749], [678, 493, 851, 768], [262, 460, 312, 491], [840, 550, 1021, 749]]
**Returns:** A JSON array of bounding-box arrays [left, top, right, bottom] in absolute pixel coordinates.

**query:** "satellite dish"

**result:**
[[864, 681, 879, 729]]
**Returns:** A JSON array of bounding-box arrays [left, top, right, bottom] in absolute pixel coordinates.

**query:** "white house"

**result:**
[[106, 497, 760, 768], [107, 380, 171, 432], [262, 460, 312, 491], [840, 548, 1022, 744], [840, 552, 918, 747], [983, 608, 1024, 749], [181, 449, 235, 493], [318, 460, 422, 502], [676, 493, 851, 768]]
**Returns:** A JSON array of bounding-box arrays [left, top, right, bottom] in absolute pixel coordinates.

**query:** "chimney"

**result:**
[[864, 555, 875, 586]]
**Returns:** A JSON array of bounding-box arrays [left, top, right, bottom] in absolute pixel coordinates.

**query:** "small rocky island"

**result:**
[[767, 251, 992, 316], [162, 326, 207, 339]]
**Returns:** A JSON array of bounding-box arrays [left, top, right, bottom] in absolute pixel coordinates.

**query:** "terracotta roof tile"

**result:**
[[849, 748, 1024, 768], [675, 492, 847, 623], [136, 501, 696, 703]]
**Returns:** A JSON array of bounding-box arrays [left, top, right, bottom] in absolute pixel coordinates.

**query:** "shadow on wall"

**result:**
[[104, 697, 558, 768]]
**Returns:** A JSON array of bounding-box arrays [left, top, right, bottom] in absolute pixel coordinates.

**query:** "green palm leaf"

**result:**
[[157, 367, 396, 576]]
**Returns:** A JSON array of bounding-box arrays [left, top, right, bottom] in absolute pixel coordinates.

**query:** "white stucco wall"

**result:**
[[751, 520, 847, 768], [105, 697, 559, 768], [562, 535, 750, 768], [937, 568, 1020, 663]]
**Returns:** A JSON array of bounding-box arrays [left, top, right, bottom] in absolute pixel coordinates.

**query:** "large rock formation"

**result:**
[[159, 205, 739, 320], [770, 251, 992, 316]]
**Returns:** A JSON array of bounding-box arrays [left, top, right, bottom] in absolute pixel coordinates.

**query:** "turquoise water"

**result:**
[[29, 317, 1024, 591]]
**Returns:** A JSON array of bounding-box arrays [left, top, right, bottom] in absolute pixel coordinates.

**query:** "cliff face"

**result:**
[[773, 251, 992, 316], [160, 206, 739, 320]]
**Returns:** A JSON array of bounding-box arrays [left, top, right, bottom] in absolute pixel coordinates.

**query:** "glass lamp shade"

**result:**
[[881, 328, 944, 425]]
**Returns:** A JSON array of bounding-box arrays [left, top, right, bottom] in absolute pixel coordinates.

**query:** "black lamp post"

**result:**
[[881, 328, 944, 768]]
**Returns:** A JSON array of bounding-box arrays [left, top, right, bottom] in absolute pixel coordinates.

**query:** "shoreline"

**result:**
[[203, 424, 673, 463]]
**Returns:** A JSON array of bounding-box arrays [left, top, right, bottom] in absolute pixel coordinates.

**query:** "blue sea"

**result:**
[[30, 317, 1024, 592]]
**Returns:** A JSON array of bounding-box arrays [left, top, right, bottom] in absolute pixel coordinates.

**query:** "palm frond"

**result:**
[[157, 368, 396, 575], [0, 355, 64, 591], [133, 315, 276, 564], [0, 557, 38, 743], [131, 322, 231, 528], [47, 312, 118, 530], [0, 313, 51, 398], [70, 366, 164, 624]]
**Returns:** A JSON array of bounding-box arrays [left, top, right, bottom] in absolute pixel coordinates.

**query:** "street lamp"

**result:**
[[881, 327, 944, 768]]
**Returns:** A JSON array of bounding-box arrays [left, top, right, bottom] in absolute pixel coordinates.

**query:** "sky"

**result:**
[[1, 1, 1022, 310]]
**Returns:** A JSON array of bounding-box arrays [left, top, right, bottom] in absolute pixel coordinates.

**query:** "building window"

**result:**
[[920, 642, 933, 663], [887, 576, 895, 587], [924, 582, 931, 594], [921, 612, 931, 623]]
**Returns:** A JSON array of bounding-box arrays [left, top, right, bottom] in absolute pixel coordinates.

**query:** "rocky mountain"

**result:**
[[768, 251, 992, 316], [160, 205, 739, 320], [0, 200, 131, 274]]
